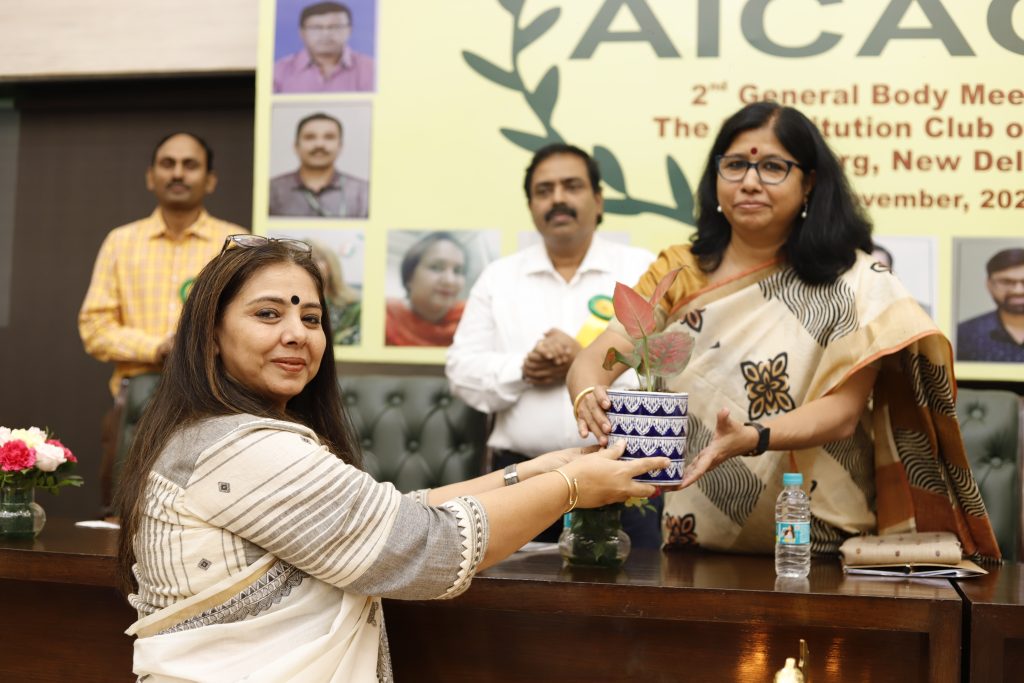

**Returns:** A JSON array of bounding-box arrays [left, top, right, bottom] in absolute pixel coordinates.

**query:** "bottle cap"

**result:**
[[782, 472, 803, 486]]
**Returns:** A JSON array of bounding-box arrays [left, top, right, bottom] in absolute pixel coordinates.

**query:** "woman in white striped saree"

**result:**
[[568, 103, 999, 563], [116, 235, 665, 682]]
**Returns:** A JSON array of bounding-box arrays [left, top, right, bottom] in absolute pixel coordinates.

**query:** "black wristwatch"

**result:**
[[744, 421, 770, 455]]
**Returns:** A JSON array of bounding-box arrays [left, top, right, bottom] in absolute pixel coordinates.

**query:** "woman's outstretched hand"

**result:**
[[679, 407, 752, 488], [527, 444, 599, 476], [562, 440, 669, 508], [575, 384, 613, 446]]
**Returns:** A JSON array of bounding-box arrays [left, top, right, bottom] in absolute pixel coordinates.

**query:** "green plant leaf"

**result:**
[[500, 128, 550, 152], [666, 155, 695, 224], [613, 281, 656, 339], [462, 51, 520, 90], [593, 145, 626, 193], [514, 8, 559, 52], [646, 330, 695, 378], [529, 66, 559, 124]]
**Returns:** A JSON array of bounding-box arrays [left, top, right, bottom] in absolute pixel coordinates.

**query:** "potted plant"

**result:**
[[601, 268, 693, 486], [559, 269, 693, 568]]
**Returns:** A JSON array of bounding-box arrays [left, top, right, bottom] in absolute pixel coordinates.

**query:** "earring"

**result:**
[[800, 199, 808, 219], [716, 204, 723, 213]]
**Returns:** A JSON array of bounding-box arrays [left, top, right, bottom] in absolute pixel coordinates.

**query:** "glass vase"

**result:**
[[0, 485, 46, 539], [558, 505, 631, 568]]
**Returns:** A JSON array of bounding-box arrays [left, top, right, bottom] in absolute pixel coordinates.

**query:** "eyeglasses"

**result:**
[[990, 277, 1024, 290], [303, 23, 351, 33], [221, 234, 313, 255], [715, 155, 807, 185]]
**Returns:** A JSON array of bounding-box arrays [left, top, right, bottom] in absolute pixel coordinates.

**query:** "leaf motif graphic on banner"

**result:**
[[498, 0, 524, 14], [514, 8, 559, 53], [500, 128, 550, 152], [466, 0, 696, 226], [462, 51, 520, 90], [594, 146, 626, 193], [529, 67, 559, 125], [667, 156, 694, 222]]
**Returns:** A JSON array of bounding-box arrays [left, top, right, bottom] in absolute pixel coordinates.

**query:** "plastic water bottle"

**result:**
[[775, 472, 811, 578]]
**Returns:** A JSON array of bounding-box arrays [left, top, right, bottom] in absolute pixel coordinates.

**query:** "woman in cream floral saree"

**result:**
[[568, 102, 999, 562]]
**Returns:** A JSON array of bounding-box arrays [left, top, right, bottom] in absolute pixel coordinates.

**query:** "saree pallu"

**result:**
[[127, 554, 389, 682], [653, 249, 999, 561]]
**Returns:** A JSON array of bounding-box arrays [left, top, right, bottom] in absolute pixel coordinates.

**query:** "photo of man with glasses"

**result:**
[[273, 1, 375, 93], [957, 247, 1024, 362]]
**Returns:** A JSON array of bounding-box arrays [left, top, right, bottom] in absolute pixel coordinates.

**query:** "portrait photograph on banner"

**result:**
[[954, 237, 1024, 365], [273, 0, 378, 93], [268, 227, 366, 346], [870, 235, 937, 318], [384, 229, 500, 348], [268, 101, 373, 219]]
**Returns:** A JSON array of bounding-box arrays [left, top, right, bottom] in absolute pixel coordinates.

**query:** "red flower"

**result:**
[[0, 440, 36, 471], [46, 438, 77, 463]]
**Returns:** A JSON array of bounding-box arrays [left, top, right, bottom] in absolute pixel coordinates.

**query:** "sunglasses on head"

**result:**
[[220, 234, 313, 255]]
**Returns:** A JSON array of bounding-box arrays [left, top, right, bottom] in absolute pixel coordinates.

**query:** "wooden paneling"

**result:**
[[0, 77, 254, 520]]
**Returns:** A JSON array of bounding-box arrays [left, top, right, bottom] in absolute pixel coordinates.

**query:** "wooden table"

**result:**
[[0, 518, 135, 682], [385, 549, 963, 682], [0, 521, 971, 682], [957, 561, 1024, 682]]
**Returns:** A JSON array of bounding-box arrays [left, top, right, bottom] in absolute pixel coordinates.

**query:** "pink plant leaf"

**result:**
[[645, 330, 695, 378], [648, 267, 684, 309], [613, 281, 656, 339]]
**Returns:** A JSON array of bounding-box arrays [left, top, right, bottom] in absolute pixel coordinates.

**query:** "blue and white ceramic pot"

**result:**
[[606, 389, 687, 485]]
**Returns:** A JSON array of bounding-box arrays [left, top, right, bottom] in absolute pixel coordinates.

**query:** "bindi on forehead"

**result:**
[[291, 295, 300, 305], [750, 147, 758, 155]]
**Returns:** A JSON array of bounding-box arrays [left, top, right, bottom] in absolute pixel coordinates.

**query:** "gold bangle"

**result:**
[[553, 468, 579, 513], [572, 386, 596, 420]]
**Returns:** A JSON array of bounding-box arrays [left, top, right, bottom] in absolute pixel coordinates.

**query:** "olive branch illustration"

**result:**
[[462, 0, 695, 225]]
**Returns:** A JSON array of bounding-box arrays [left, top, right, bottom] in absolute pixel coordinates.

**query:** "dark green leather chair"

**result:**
[[103, 373, 162, 515], [339, 375, 488, 492], [107, 373, 487, 509], [956, 388, 1023, 562]]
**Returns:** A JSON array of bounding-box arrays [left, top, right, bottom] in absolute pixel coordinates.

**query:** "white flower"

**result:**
[[33, 442, 68, 472], [10, 427, 47, 449], [0, 426, 10, 446]]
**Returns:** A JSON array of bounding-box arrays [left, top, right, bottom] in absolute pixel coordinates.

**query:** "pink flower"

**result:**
[[46, 439, 77, 463], [0, 440, 36, 471]]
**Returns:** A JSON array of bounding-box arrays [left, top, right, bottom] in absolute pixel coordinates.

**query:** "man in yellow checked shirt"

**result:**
[[446, 143, 658, 545], [78, 133, 243, 513]]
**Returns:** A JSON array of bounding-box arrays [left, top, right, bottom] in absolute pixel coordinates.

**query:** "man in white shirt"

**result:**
[[446, 143, 658, 544]]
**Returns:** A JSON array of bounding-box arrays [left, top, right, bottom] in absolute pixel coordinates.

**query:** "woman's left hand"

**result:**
[[522, 445, 600, 480], [679, 407, 754, 488]]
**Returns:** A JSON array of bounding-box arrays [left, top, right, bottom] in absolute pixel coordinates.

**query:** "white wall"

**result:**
[[0, 0, 257, 79]]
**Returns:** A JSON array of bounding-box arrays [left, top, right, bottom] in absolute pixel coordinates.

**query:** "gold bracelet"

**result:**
[[572, 386, 597, 420], [553, 468, 579, 513]]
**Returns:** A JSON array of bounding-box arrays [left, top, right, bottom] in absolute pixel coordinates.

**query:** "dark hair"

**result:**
[[986, 248, 1024, 276], [523, 143, 602, 199], [300, 1, 351, 26], [400, 231, 467, 293], [150, 132, 214, 171], [692, 102, 872, 284], [295, 112, 343, 141], [115, 241, 361, 595]]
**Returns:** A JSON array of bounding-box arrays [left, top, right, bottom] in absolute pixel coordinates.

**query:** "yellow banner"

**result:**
[[255, 0, 1024, 379]]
